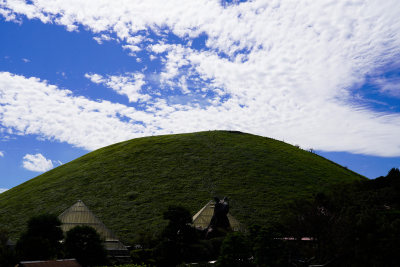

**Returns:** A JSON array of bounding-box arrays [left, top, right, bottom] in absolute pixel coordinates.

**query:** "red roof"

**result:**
[[19, 259, 81, 267]]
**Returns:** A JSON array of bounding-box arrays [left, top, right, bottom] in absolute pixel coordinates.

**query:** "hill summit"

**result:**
[[0, 131, 362, 243]]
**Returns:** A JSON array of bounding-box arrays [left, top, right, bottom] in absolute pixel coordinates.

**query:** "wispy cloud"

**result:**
[[1, 1, 400, 157], [0, 7, 19, 23], [374, 77, 400, 97], [93, 34, 114, 45], [0, 188, 8, 194], [0, 151, 4, 157], [22, 153, 54, 172], [0, 72, 148, 150], [85, 72, 150, 102]]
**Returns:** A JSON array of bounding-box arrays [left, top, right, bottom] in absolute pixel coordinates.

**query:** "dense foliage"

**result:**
[[130, 205, 224, 266], [65, 225, 109, 267], [0, 229, 17, 266], [1, 215, 108, 266], [260, 167, 400, 266], [0, 131, 362, 245], [16, 214, 63, 261], [217, 232, 252, 267]]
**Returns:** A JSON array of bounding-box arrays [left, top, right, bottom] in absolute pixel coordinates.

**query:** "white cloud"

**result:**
[[22, 153, 54, 172], [374, 77, 400, 97], [2, 70, 400, 156], [0, 151, 4, 157], [93, 34, 114, 44], [0, 188, 8, 194], [150, 43, 171, 54], [0, 0, 51, 24], [85, 72, 150, 103], [84, 73, 104, 84], [0, 72, 154, 150], [0, 6, 19, 22], [1, 1, 400, 157], [122, 44, 141, 53]]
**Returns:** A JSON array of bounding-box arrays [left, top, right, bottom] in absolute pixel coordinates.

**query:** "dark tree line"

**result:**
[[281, 167, 400, 266], [0, 214, 108, 267], [214, 168, 400, 266]]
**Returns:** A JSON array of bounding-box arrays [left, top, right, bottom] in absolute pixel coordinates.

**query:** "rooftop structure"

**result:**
[[58, 200, 128, 257], [192, 200, 245, 232]]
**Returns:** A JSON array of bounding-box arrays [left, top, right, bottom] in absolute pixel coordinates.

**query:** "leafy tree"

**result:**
[[0, 229, 17, 267], [387, 167, 400, 179], [65, 225, 108, 267], [249, 225, 288, 267], [217, 232, 252, 267], [281, 168, 400, 266], [162, 205, 197, 243], [16, 213, 63, 261], [155, 205, 202, 266]]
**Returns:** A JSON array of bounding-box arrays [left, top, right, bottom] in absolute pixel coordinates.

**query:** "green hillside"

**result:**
[[0, 131, 363, 244]]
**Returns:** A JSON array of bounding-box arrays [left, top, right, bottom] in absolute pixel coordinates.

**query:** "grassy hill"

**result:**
[[0, 131, 363, 244]]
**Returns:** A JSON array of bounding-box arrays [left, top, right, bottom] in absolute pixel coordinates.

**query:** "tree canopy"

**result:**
[[65, 225, 108, 267], [16, 213, 63, 261]]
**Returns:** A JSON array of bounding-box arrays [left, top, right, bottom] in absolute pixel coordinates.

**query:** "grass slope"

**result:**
[[0, 131, 363, 243]]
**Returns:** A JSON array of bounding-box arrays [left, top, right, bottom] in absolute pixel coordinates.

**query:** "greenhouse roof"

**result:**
[[58, 200, 127, 252], [192, 200, 245, 232]]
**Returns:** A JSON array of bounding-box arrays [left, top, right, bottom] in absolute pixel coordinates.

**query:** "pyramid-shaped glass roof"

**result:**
[[192, 200, 245, 231], [58, 200, 127, 252]]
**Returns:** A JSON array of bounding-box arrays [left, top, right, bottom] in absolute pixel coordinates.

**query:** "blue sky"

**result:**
[[1, 0, 400, 192]]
